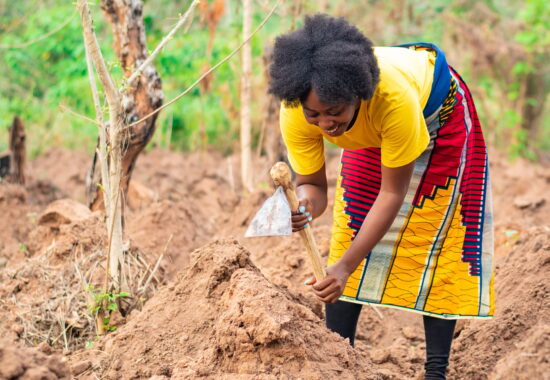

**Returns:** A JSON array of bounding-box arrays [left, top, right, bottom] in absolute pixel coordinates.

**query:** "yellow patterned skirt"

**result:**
[[328, 69, 495, 319]]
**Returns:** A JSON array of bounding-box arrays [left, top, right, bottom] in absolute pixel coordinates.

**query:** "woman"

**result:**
[[268, 14, 494, 380]]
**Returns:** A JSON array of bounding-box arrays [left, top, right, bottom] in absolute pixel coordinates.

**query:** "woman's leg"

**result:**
[[423, 316, 457, 380], [325, 300, 363, 347]]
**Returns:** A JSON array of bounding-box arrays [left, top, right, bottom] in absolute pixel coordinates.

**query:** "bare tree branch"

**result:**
[[126, 0, 200, 86], [0, 11, 76, 49], [126, 0, 282, 129], [84, 42, 111, 218], [59, 104, 102, 126], [78, 0, 125, 295], [2, 2, 41, 34], [78, 0, 120, 116], [84, 51, 106, 130], [241, 0, 253, 192]]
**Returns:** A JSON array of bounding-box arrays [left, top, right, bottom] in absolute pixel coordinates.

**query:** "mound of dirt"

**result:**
[[0, 208, 106, 349], [37, 198, 92, 227], [70, 240, 393, 379], [0, 197, 164, 351], [0, 340, 70, 379], [128, 149, 241, 277], [490, 156, 550, 255], [450, 226, 550, 378], [491, 323, 550, 379], [127, 198, 215, 274], [29, 148, 90, 203], [0, 185, 35, 267]]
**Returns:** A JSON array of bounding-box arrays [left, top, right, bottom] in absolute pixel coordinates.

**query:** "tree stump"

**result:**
[[9, 116, 26, 185], [0, 116, 26, 184]]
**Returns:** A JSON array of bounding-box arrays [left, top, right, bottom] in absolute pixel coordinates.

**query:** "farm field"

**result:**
[[1, 0, 549, 378], [0, 147, 548, 379]]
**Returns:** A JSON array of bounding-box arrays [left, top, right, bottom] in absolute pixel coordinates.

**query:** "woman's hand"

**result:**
[[304, 261, 352, 304], [292, 165, 328, 232], [291, 199, 314, 232]]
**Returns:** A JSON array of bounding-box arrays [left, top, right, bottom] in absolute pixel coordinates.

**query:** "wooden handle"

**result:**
[[270, 162, 326, 281]]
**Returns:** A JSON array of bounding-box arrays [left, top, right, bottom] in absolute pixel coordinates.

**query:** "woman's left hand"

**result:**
[[304, 261, 352, 304]]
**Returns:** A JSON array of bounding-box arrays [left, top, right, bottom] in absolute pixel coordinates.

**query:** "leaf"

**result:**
[[512, 61, 533, 76]]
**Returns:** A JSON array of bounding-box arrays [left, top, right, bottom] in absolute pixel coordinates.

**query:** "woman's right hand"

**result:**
[[291, 198, 314, 232]]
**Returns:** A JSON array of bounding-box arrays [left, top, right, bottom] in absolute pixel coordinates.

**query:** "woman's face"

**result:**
[[302, 90, 359, 137]]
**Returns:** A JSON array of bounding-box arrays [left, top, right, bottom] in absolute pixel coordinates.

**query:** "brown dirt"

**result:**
[[449, 226, 550, 379], [68, 240, 393, 379], [0, 340, 70, 379], [0, 147, 548, 379]]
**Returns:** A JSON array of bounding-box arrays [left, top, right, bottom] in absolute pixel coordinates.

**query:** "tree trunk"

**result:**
[[88, 0, 163, 211], [79, 0, 127, 310], [9, 116, 25, 185], [260, 44, 285, 164], [240, 0, 253, 192], [521, 69, 548, 151]]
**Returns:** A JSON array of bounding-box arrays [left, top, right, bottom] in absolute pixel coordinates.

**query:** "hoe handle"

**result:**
[[270, 162, 326, 281]]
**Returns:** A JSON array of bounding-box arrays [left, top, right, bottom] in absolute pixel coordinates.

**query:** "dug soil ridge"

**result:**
[[449, 226, 550, 379], [71, 239, 390, 379], [0, 340, 70, 379]]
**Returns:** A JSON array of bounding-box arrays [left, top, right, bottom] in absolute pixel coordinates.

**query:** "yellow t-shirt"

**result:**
[[280, 46, 436, 175]]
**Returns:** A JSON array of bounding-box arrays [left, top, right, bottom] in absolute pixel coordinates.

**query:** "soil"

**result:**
[[0, 340, 70, 379], [0, 147, 548, 379], [68, 239, 390, 379]]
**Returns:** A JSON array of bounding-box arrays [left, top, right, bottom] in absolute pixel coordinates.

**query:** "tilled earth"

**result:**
[[0, 148, 548, 379]]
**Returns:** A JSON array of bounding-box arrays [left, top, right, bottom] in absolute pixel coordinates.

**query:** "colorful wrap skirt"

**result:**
[[328, 53, 495, 319]]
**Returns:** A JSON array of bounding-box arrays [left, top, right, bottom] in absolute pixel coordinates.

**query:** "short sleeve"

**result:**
[[380, 89, 430, 168], [280, 104, 325, 175]]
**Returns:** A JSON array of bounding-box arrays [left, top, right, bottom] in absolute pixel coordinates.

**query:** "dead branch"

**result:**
[[78, 0, 125, 296], [2, 3, 40, 34], [78, 0, 121, 117], [59, 104, 101, 126], [241, 0, 253, 192], [126, 0, 282, 129], [0, 12, 77, 49], [126, 0, 200, 86], [84, 46, 111, 219]]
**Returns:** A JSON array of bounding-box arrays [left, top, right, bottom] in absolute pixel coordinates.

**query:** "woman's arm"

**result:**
[[308, 160, 415, 303], [292, 164, 328, 231]]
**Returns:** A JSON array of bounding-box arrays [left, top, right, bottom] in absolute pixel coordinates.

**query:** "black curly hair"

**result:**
[[268, 14, 380, 107]]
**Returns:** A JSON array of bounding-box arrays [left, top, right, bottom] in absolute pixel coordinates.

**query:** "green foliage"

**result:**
[[86, 284, 130, 332], [0, 0, 288, 156], [515, 0, 550, 50], [0, 0, 548, 158], [0, 3, 107, 157], [18, 243, 27, 254]]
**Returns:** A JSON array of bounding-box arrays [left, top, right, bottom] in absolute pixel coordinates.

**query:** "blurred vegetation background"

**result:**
[[0, 0, 548, 160]]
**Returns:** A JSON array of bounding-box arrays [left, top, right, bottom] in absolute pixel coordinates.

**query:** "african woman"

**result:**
[[268, 14, 494, 380]]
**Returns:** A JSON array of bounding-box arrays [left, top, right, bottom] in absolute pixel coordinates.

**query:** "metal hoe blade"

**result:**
[[245, 186, 292, 237]]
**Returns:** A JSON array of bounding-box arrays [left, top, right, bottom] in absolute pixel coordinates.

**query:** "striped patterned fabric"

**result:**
[[328, 68, 494, 319]]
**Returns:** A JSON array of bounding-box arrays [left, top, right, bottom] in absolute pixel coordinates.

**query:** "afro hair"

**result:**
[[268, 14, 380, 107]]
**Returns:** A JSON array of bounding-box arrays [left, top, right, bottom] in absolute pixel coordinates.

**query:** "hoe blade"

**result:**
[[245, 186, 292, 237]]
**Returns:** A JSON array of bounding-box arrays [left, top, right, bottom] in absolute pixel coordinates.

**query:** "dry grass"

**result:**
[[6, 238, 164, 351]]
